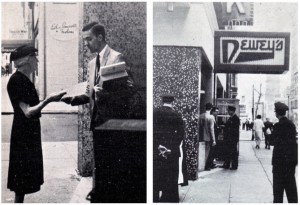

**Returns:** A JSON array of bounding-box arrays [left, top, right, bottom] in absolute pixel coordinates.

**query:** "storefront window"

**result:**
[[2, 2, 33, 40]]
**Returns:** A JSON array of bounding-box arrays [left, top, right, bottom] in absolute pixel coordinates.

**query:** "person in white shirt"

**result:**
[[253, 115, 265, 149]]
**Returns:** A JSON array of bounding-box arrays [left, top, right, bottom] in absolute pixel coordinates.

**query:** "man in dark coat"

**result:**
[[271, 102, 298, 203], [153, 94, 184, 202], [263, 117, 273, 149], [221, 105, 240, 170]]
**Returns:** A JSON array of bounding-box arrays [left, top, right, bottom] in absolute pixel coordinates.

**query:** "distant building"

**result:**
[[264, 76, 281, 121]]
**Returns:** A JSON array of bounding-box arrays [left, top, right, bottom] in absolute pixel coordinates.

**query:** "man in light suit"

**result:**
[[61, 22, 134, 129], [200, 103, 216, 171], [61, 22, 135, 202]]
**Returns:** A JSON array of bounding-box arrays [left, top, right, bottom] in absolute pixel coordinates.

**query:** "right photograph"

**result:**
[[153, 2, 298, 203]]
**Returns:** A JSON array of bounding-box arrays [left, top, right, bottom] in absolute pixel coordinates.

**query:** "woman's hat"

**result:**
[[10, 45, 38, 63]]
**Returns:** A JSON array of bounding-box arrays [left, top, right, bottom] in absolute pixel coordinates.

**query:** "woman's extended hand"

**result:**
[[47, 90, 67, 102]]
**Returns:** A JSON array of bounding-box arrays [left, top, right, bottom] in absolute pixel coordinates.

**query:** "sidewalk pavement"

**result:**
[[1, 141, 92, 203], [2, 129, 297, 203], [178, 130, 298, 203]]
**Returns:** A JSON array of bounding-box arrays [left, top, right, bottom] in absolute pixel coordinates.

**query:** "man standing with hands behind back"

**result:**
[[153, 94, 184, 203], [61, 22, 134, 129]]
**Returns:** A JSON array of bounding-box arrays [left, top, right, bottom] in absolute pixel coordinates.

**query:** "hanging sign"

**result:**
[[214, 31, 290, 74]]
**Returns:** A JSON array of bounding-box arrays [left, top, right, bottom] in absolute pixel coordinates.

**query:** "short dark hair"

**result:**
[[82, 22, 105, 40], [256, 115, 261, 119], [205, 103, 213, 110]]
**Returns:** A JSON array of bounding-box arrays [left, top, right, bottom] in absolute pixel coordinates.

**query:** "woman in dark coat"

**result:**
[[7, 45, 66, 203]]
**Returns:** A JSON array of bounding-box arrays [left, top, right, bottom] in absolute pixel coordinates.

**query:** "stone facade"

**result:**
[[153, 46, 203, 179]]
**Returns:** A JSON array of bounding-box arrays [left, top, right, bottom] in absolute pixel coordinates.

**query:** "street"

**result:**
[[179, 130, 298, 203]]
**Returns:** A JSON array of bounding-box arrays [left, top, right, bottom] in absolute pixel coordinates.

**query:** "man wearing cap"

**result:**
[[200, 103, 217, 171], [153, 93, 184, 202], [272, 102, 297, 203], [222, 105, 240, 170]]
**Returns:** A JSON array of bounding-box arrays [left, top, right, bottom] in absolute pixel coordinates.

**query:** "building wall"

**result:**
[[153, 2, 216, 66], [83, 2, 147, 88], [41, 2, 81, 112], [154, 46, 202, 179]]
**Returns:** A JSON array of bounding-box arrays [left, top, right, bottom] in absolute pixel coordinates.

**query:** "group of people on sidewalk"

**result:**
[[154, 96, 298, 203], [201, 103, 240, 171]]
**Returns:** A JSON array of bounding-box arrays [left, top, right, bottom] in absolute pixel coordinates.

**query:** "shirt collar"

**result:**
[[98, 44, 108, 61], [163, 103, 173, 109]]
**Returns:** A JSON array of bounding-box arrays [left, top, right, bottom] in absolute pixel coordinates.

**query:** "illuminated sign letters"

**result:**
[[214, 31, 290, 74]]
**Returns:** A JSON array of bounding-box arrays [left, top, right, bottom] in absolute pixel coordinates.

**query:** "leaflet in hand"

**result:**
[[63, 82, 87, 98], [98, 62, 128, 82]]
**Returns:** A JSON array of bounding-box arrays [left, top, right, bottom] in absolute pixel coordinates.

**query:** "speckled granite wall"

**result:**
[[78, 2, 146, 176], [153, 46, 202, 179]]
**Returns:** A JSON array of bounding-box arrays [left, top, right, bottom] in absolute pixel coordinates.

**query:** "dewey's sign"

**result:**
[[214, 31, 290, 74]]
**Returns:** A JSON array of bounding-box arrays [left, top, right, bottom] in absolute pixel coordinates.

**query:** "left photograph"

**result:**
[[1, 2, 146, 203]]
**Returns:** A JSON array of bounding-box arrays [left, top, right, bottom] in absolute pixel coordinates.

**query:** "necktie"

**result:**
[[95, 53, 100, 85], [91, 53, 100, 130]]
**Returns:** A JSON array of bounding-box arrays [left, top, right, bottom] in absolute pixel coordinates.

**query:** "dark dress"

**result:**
[[153, 106, 184, 202], [7, 71, 44, 194]]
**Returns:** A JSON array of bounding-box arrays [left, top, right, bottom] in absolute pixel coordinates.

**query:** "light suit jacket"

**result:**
[[199, 111, 215, 142], [71, 45, 132, 130]]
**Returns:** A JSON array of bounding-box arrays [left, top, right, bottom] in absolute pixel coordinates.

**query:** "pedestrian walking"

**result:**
[[221, 105, 240, 170], [246, 119, 250, 131], [153, 94, 184, 202], [253, 115, 264, 149], [242, 119, 246, 130], [263, 117, 273, 149], [7, 45, 66, 203], [200, 103, 217, 171], [271, 102, 298, 203]]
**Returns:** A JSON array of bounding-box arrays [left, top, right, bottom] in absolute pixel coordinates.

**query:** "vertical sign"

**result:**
[[213, 2, 254, 29]]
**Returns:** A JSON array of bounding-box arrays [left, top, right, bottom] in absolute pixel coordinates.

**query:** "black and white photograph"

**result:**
[[1, 2, 146, 203], [153, 2, 298, 203], [1, 1, 299, 204]]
